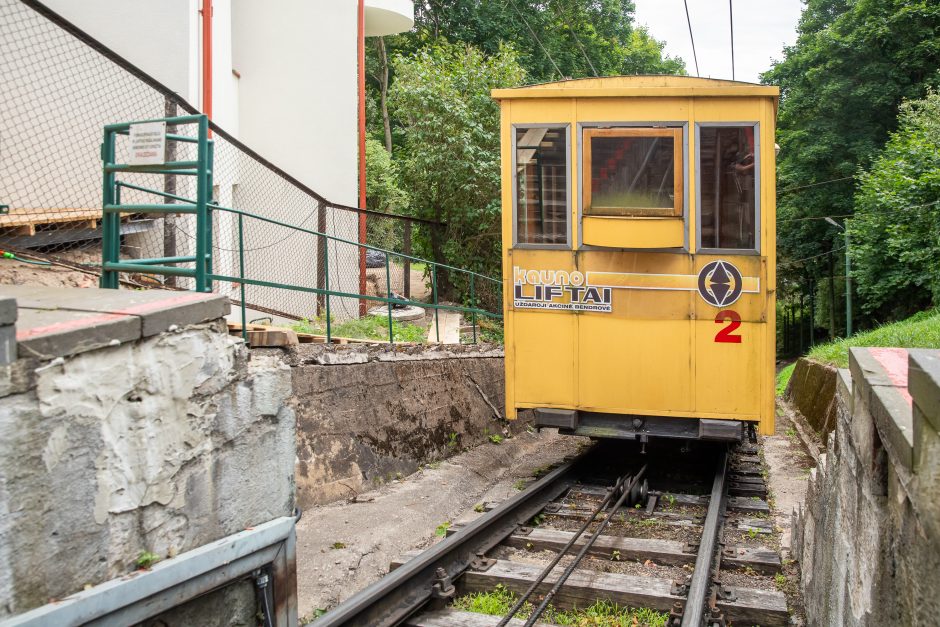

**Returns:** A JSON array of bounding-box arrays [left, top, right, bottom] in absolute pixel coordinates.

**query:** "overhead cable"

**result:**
[[683, 0, 700, 77]]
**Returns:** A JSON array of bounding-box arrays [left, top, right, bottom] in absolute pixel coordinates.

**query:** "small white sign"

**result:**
[[128, 121, 166, 165]]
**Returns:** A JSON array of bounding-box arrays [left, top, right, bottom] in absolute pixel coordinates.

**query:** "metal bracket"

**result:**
[[668, 600, 685, 626], [428, 567, 455, 610], [671, 578, 690, 596], [516, 525, 534, 536], [469, 553, 496, 572], [706, 606, 728, 627], [716, 585, 737, 602]]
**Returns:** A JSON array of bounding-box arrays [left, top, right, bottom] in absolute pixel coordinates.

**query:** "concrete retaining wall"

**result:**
[[786, 357, 838, 435], [269, 344, 530, 508], [793, 348, 940, 626], [0, 289, 295, 623]]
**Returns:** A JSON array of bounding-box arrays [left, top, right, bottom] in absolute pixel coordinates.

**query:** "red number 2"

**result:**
[[714, 310, 742, 343]]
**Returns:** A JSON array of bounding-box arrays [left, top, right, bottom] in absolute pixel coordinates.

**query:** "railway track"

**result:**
[[316, 440, 788, 627]]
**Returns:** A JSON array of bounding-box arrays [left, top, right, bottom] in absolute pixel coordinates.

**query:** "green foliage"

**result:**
[[135, 551, 161, 570], [807, 308, 940, 368], [764, 0, 940, 333], [390, 41, 524, 300], [488, 433, 504, 444], [292, 315, 427, 343], [435, 521, 451, 537], [776, 363, 796, 397], [849, 90, 940, 319], [453, 584, 669, 625], [330, 542, 346, 550], [365, 138, 409, 251]]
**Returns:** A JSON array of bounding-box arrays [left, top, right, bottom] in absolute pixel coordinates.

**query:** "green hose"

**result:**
[[1, 251, 53, 266]]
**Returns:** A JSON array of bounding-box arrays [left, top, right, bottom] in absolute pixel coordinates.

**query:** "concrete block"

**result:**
[[15, 307, 141, 360], [837, 368, 853, 415], [0, 325, 15, 366], [315, 351, 369, 365], [0, 297, 16, 326], [909, 350, 940, 432]]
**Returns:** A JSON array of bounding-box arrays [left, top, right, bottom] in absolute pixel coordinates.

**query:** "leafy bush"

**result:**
[[292, 315, 427, 343], [807, 308, 940, 368]]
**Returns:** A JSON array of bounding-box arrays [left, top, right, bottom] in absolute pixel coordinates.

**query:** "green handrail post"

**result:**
[[470, 274, 477, 345], [432, 265, 440, 343], [205, 138, 215, 291], [238, 213, 246, 343], [324, 234, 332, 342], [385, 254, 394, 345], [100, 128, 119, 289], [194, 114, 209, 292]]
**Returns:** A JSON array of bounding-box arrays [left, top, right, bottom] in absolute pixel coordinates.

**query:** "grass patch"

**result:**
[[806, 308, 940, 368], [775, 362, 795, 397], [453, 584, 669, 626], [478, 317, 504, 344], [292, 315, 427, 343]]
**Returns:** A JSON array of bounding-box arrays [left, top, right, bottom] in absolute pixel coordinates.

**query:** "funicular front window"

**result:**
[[515, 126, 568, 245], [583, 128, 683, 217], [698, 125, 758, 250]]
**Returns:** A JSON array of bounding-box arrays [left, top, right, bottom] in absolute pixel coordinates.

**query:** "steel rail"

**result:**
[[523, 464, 649, 627], [681, 448, 729, 627], [495, 470, 634, 627], [314, 454, 587, 627]]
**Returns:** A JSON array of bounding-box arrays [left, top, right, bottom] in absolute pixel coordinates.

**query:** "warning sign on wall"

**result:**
[[128, 121, 166, 165]]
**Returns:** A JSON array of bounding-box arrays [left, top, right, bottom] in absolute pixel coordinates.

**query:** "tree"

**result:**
[[389, 42, 525, 300], [849, 90, 940, 320], [365, 138, 409, 251], [763, 0, 940, 334]]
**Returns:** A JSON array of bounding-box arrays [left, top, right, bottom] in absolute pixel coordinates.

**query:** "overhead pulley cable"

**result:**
[[507, 0, 565, 79], [683, 0, 700, 77], [729, 0, 735, 80]]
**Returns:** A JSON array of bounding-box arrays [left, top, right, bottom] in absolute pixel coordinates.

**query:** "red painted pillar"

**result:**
[[357, 0, 368, 316]]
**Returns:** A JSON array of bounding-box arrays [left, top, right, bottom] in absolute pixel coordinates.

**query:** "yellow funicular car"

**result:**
[[494, 76, 778, 441]]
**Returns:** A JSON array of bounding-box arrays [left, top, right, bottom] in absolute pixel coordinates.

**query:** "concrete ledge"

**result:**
[[909, 349, 940, 432], [850, 347, 914, 471], [0, 286, 229, 360]]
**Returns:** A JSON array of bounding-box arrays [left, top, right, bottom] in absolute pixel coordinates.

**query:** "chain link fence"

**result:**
[[1, 0, 502, 331]]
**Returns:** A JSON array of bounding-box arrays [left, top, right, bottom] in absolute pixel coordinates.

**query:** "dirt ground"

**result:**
[[293, 428, 586, 623], [0, 251, 99, 288]]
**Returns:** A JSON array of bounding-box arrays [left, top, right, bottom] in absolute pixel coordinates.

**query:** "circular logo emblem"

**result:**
[[697, 260, 743, 307]]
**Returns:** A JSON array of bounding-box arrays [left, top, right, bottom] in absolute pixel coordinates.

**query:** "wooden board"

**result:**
[[728, 496, 771, 515], [721, 545, 782, 575], [226, 322, 385, 346], [244, 328, 298, 347], [459, 559, 789, 625], [0, 207, 100, 230], [503, 527, 694, 566]]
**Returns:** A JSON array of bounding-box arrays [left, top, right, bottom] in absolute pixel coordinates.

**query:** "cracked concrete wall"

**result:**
[[0, 320, 295, 621], [272, 344, 532, 508], [793, 353, 940, 626], [786, 357, 838, 436]]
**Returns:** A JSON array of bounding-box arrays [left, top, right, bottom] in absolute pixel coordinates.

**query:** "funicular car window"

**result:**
[[583, 128, 683, 217], [515, 126, 568, 245], [698, 125, 758, 250]]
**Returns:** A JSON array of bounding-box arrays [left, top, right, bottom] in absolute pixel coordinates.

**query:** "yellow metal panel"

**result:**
[[493, 76, 779, 100], [582, 217, 684, 248], [575, 98, 691, 123], [689, 98, 764, 122], [512, 310, 576, 406], [694, 320, 762, 417], [578, 317, 692, 413]]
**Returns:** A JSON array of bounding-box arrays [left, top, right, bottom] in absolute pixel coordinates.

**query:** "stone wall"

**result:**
[[0, 292, 295, 622], [269, 343, 531, 508], [792, 348, 940, 626], [786, 357, 838, 435]]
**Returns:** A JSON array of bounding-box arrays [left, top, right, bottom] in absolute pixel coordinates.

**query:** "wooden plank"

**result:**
[[717, 586, 789, 627], [729, 481, 768, 498], [460, 558, 682, 612], [728, 496, 771, 514], [0, 207, 100, 229], [737, 518, 773, 534], [721, 545, 782, 575], [405, 609, 553, 627], [503, 527, 695, 565], [730, 463, 763, 476], [736, 454, 762, 465], [570, 486, 708, 507], [245, 328, 298, 347], [729, 474, 766, 485], [543, 508, 702, 528]]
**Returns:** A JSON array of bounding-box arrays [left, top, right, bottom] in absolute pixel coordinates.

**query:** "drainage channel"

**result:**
[[316, 440, 788, 627]]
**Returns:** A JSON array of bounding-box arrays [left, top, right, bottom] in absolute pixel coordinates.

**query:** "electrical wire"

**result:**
[[778, 245, 847, 268], [729, 0, 735, 80], [683, 0, 700, 77], [507, 0, 565, 79], [778, 199, 939, 223], [776, 176, 855, 195], [0, 250, 52, 265], [555, 1, 597, 77]]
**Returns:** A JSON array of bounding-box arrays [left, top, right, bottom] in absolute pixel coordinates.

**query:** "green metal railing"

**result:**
[[101, 115, 502, 344]]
